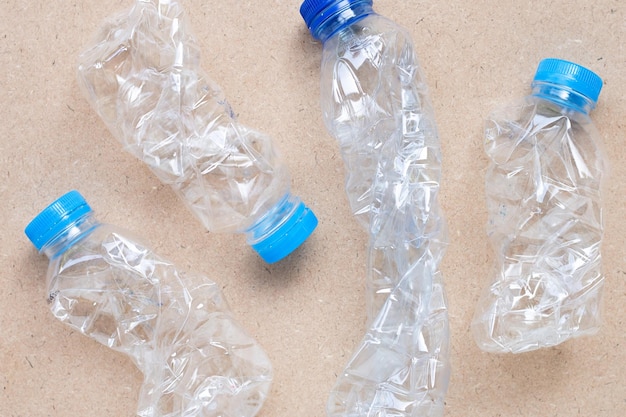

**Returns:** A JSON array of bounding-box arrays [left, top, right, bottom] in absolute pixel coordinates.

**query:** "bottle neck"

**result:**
[[312, 1, 374, 43], [245, 193, 299, 245], [41, 214, 100, 259], [244, 191, 318, 264], [531, 81, 595, 115]]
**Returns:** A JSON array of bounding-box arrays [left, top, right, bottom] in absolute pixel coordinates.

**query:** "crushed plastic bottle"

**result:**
[[300, 1, 450, 415], [25, 191, 273, 417], [472, 59, 608, 354], [77, 0, 317, 263]]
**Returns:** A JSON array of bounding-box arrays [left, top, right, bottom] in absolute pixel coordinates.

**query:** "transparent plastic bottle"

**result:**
[[77, 0, 317, 263], [300, 1, 449, 415], [472, 59, 608, 354], [25, 191, 273, 417]]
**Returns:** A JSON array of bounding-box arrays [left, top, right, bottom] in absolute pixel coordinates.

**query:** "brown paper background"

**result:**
[[1, 1, 625, 416]]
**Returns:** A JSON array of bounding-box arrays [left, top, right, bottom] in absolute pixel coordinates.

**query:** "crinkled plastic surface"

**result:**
[[318, 15, 449, 417], [77, 0, 290, 233], [472, 95, 607, 354], [45, 217, 272, 417]]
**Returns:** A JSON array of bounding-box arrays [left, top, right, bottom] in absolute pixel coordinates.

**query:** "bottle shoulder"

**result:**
[[323, 14, 413, 53], [358, 14, 409, 35], [320, 14, 418, 87], [50, 224, 157, 275], [484, 94, 607, 180], [488, 95, 598, 134]]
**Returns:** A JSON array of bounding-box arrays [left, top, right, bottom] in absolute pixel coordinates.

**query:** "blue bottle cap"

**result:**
[[533, 58, 603, 105], [251, 200, 318, 264], [25, 191, 92, 251], [300, 0, 373, 39]]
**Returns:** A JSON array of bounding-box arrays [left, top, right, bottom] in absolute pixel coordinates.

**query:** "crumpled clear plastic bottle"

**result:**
[[77, 0, 317, 263], [300, 1, 449, 415], [25, 191, 273, 417], [472, 59, 608, 354]]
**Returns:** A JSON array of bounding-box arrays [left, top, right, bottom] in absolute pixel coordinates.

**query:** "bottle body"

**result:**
[[35, 206, 272, 417], [77, 0, 316, 262], [472, 92, 607, 353], [319, 14, 444, 320], [311, 11, 449, 417]]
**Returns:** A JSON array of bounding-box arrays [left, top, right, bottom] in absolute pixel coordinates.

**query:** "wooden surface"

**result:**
[[1, 0, 625, 416]]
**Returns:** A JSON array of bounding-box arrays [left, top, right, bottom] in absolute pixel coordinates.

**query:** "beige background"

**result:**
[[1, 0, 625, 416]]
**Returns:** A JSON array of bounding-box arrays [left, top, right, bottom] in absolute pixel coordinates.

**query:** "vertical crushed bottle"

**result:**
[[300, 1, 450, 415], [472, 59, 608, 354], [77, 0, 317, 263], [25, 191, 273, 416]]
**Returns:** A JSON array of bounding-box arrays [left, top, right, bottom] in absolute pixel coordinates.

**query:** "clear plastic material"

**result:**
[[27, 194, 272, 417], [77, 0, 316, 262], [472, 80, 607, 353], [307, 9, 450, 416]]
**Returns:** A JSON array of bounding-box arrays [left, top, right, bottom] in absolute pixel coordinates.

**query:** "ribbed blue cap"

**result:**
[[251, 201, 318, 264], [533, 58, 603, 105], [25, 191, 92, 251], [300, 0, 373, 39]]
